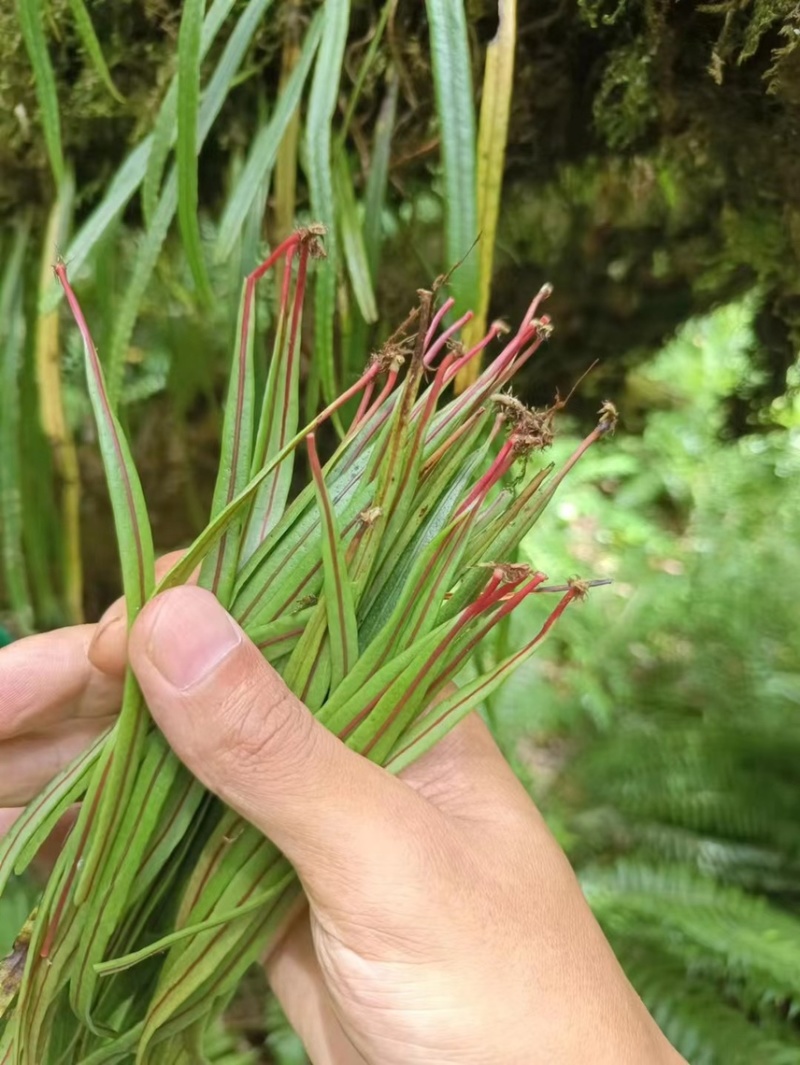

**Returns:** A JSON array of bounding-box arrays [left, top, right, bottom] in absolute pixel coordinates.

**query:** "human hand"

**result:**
[[0, 584, 684, 1065], [122, 586, 684, 1065]]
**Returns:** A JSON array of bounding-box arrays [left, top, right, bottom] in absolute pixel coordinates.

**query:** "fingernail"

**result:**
[[145, 588, 242, 690]]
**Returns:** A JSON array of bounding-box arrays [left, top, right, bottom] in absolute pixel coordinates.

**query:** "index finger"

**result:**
[[0, 625, 122, 739]]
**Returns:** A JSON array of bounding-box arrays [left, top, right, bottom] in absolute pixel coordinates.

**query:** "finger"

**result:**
[[0, 717, 115, 806], [128, 587, 428, 894], [0, 806, 79, 877], [88, 550, 194, 677], [399, 708, 533, 823], [266, 913, 369, 1065], [0, 627, 123, 738]]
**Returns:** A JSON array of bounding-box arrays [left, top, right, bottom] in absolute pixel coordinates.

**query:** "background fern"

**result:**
[[488, 300, 800, 1064]]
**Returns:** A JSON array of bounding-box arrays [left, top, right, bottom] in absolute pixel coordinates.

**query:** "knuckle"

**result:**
[[213, 675, 312, 778]]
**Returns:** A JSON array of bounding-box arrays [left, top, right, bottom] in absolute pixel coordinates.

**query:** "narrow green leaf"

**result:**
[[0, 731, 105, 895], [333, 147, 378, 323], [305, 0, 350, 409], [363, 72, 399, 280], [108, 0, 273, 402], [143, 0, 239, 223], [247, 606, 314, 662], [177, 0, 214, 304], [387, 591, 578, 773], [106, 170, 177, 409], [94, 870, 294, 976], [199, 273, 257, 602], [457, 0, 516, 388], [142, 90, 179, 228], [69, 734, 185, 1023], [67, 0, 126, 103], [343, 70, 398, 376], [16, 0, 65, 187], [0, 219, 34, 632], [307, 434, 359, 689], [338, 0, 394, 143], [425, 0, 479, 319], [216, 10, 324, 262], [240, 239, 309, 560], [44, 0, 238, 312], [55, 267, 155, 613]]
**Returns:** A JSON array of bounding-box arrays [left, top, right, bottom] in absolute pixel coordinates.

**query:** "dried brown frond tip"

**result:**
[[478, 561, 533, 582], [492, 392, 556, 451], [597, 400, 618, 434], [491, 391, 528, 424], [567, 577, 591, 599], [534, 317, 554, 340], [371, 344, 406, 374], [296, 223, 327, 258], [512, 430, 553, 455]]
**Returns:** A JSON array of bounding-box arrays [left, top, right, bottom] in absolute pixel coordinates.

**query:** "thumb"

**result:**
[[128, 586, 422, 893]]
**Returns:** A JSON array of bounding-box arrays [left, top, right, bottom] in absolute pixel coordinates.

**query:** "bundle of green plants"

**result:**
[[0, 226, 615, 1063]]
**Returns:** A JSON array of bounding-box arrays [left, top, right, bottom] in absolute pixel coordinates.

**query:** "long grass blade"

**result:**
[[16, 0, 64, 187], [274, 8, 303, 272], [55, 265, 154, 621], [343, 69, 399, 376], [142, 0, 240, 224], [176, 0, 213, 304], [387, 589, 580, 772], [333, 147, 378, 324], [456, 0, 516, 390], [305, 0, 350, 410], [216, 10, 324, 263], [307, 434, 359, 689], [106, 171, 177, 408], [198, 272, 258, 601], [425, 0, 479, 321], [0, 219, 34, 633], [67, 0, 125, 103]]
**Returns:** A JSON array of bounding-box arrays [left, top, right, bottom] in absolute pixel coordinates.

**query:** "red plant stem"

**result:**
[[520, 283, 553, 332], [423, 296, 455, 350], [443, 322, 503, 385], [213, 239, 303, 588], [426, 324, 538, 449], [360, 365, 399, 424], [422, 310, 473, 368], [386, 351, 457, 517], [433, 572, 549, 692], [314, 362, 382, 429], [420, 407, 485, 479], [350, 376, 376, 430], [544, 423, 608, 499], [249, 232, 303, 285], [456, 438, 516, 516], [341, 567, 532, 746], [54, 263, 149, 610], [359, 569, 532, 759], [390, 595, 576, 769], [252, 245, 310, 544]]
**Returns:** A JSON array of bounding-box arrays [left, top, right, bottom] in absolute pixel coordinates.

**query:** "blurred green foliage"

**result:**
[[487, 297, 800, 1063]]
